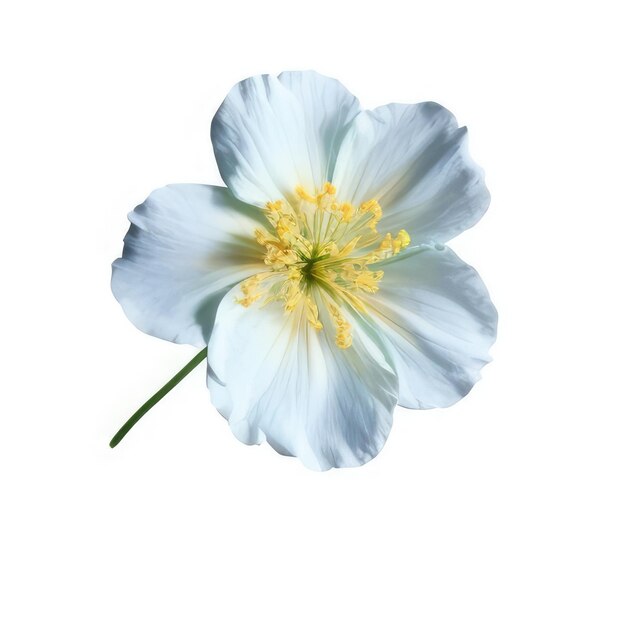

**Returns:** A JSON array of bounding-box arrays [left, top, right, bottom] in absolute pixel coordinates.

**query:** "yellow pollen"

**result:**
[[275, 216, 296, 240], [339, 202, 355, 222], [237, 183, 411, 348], [358, 199, 382, 230], [264, 245, 298, 268], [295, 185, 317, 203], [284, 283, 303, 312], [322, 182, 337, 195], [236, 276, 263, 307], [328, 302, 352, 349], [306, 297, 323, 331], [360, 199, 381, 213], [254, 228, 270, 246], [266, 200, 284, 213], [373, 229, 411, 260], [395, 229, 411, 248], [353, 270, 384, 293]]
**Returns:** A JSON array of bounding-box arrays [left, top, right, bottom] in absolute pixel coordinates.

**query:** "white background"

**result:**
[[1, 1, 625, 624]]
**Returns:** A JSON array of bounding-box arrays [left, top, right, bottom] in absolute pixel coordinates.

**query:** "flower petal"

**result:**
[[211, 70, 360, 207], [111, 184, 265, 347], [363, 244, 497, 409], [332, 102, 490, 243], [207, 289, 398, 470]]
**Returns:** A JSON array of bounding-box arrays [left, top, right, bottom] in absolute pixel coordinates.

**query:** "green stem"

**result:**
[[109, 347, 207, 448]]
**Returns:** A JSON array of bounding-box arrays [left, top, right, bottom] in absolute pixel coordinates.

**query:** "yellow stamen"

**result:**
[[328, 302, 352, 349], [339, 202, 355, 222], [306, 297, 323, 330], [266, 200, 284, 213], [264, 245, 298, 268], [353, 270, 384, 293], [295, 185, 317, 203], [239, 183, 411, 349], [393, 229, 411, 253], [254, 228, 272, 246], [359, 198, 382, 229], [373, 229, 411, 259], [236, 276, 263, 307], [322, 182, 337, 195]]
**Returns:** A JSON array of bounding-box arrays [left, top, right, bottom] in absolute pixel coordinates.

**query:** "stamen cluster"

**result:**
[[237, 182, 410, 348]]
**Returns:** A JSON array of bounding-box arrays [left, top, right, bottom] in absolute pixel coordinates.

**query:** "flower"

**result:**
[[111, 71, 497, 470]]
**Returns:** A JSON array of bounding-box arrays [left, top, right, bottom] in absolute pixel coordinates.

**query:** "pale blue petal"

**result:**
[[211, 70, 360, 207], [364, 244, 497, 408], [111, 184, 265, 347], [207, 289, 398, 470], [332, 102, 490, 243]]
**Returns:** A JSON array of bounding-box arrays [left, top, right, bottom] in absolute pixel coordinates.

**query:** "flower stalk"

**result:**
[[109, 348, 207, 448]]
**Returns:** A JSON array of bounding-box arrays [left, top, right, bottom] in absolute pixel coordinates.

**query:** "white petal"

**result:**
[[211, 71, 360, 207], [207, 290, 398, 470], [332, 103, 490, 243], [111, 184, 265, 347], [363, 245, 497, 409]]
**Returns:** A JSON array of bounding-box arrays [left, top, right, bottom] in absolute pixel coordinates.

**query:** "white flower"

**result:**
[[112, 71, 497, 470]]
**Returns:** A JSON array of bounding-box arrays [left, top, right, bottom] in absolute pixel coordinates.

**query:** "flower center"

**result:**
[[236, 182, 410, 348]]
